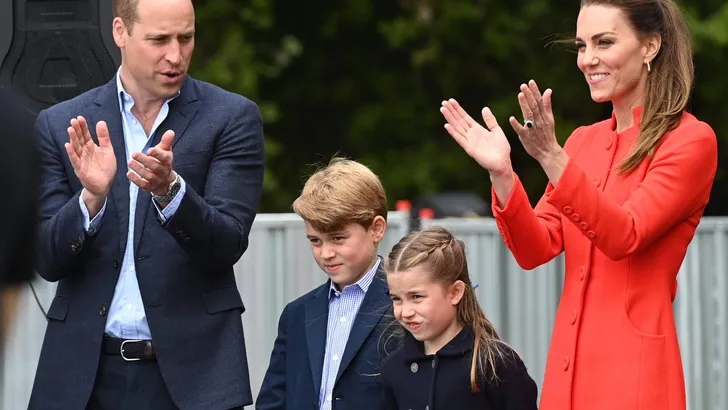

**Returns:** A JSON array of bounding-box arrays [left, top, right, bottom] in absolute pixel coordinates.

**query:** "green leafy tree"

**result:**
[[191, 0, 726, 215]]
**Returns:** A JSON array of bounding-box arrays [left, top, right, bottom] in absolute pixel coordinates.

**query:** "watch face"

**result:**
[[169, 178, 181, 197], [154, 175, 181, 202]]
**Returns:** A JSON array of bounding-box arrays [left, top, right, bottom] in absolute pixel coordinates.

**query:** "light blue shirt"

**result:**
[[79, 69, 186, 339], [318, 257, 380, 410]]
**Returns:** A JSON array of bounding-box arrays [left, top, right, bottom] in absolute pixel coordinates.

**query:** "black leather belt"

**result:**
[[102, 337, 157, 361]]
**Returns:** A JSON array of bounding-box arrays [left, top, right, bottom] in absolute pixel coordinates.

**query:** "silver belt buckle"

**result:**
[[120, 339, 143, 362]]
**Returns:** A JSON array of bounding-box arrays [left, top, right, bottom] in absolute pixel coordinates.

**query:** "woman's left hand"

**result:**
[[508, 80, 562, 163]]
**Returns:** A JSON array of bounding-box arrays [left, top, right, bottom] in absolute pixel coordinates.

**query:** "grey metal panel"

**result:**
[[1, 214, 724, 410], [674, 218, 728, 410], [1, 275, 56, 410]]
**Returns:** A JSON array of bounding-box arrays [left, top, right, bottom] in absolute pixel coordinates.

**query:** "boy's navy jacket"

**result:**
[[382, 326, 539, 410], [256, 262, 395, 410]]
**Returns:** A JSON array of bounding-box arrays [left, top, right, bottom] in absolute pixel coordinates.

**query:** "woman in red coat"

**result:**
[[440, 1, 718, 409]]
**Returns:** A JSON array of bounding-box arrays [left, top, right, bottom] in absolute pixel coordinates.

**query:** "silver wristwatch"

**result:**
[[152, 172, 181, 203]]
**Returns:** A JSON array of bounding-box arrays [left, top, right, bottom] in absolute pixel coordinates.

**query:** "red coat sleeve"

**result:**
[[546, 119, 717, 260], [491, 127, 588, 270]]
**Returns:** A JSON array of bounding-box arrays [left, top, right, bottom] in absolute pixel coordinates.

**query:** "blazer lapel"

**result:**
[[93, 79, 129, 256], [305, 283, 330, 400], [335, 264, 391, 383], [132, 77, 200, 252]]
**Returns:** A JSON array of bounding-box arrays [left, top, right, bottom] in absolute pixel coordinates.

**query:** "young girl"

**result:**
[[381, 226, 538, 410]]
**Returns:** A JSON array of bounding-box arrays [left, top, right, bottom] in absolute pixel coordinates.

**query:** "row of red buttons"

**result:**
[[563, 264, 589, 372], [562, 206, 596, 239]]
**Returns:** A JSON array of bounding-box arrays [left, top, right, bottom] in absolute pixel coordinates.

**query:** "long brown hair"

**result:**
[[385, 226, 513, 392], [580, 0, 693, 173]]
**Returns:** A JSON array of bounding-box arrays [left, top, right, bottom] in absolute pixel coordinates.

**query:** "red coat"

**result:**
[[492, 107, 718, 410]]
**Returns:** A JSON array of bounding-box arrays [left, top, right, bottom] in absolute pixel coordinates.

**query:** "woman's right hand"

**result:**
[[440, 99, 513, 177]]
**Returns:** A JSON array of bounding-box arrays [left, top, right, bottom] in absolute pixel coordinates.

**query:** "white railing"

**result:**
[[2, 213, 726, 410]]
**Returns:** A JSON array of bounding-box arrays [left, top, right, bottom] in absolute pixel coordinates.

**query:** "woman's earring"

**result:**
[[647, 61, 651, 72]]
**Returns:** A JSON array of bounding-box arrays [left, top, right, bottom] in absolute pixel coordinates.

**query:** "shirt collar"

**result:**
[[115, 67, 181, 113], [328, 257, 381, 299]]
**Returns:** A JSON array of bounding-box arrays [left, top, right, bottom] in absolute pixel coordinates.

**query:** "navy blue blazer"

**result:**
[[256, 263, 396, 410], [29, 76, 264, 410]]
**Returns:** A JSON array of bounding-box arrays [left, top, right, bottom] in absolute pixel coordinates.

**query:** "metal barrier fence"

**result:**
[[2, 213, 726, 410]]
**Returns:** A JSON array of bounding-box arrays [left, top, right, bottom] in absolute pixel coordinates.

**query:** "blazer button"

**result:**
[[113, 260, 119, 269], [579, 222, 589, 231], [587, 231, 596, 239], [563, 356, 570, 371], [410, 362, 418, 373], [571, 214, 581, 222], [563, 206, 573, 215], [99, 305, 107, 316]]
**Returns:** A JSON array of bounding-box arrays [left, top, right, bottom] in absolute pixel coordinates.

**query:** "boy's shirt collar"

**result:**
[[328, 257, 381, 299]]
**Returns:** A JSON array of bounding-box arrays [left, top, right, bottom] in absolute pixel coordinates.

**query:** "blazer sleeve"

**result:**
[[491, 128, 586, 270], [256, 305, 289, 410], [33, 109, 100, 282], [546, 120, 718, 260], [162, 98, 265, 270]]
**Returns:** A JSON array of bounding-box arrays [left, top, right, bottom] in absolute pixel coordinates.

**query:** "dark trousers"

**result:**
[[86, 354, 178, 410], [86, 354, 244, 410]]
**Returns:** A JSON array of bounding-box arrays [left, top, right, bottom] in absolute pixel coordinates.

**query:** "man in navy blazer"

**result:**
[[28, 0, 264, 409]]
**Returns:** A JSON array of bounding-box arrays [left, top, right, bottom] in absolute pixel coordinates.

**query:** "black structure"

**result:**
[[0, 0, 120, 114]]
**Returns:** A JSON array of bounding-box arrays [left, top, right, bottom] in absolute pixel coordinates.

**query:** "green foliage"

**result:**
[[191, 0, 727, 215]]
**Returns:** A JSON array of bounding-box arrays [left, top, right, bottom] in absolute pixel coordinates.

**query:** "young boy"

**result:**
[[256, 158, 393, 410]]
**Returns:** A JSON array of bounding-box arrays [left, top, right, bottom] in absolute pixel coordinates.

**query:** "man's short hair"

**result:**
[[114, 0, 140, 33], [292, 157, 388, 232]]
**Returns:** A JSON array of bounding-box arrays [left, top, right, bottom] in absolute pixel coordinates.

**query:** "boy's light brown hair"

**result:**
[[292, 157, 387, 232]]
